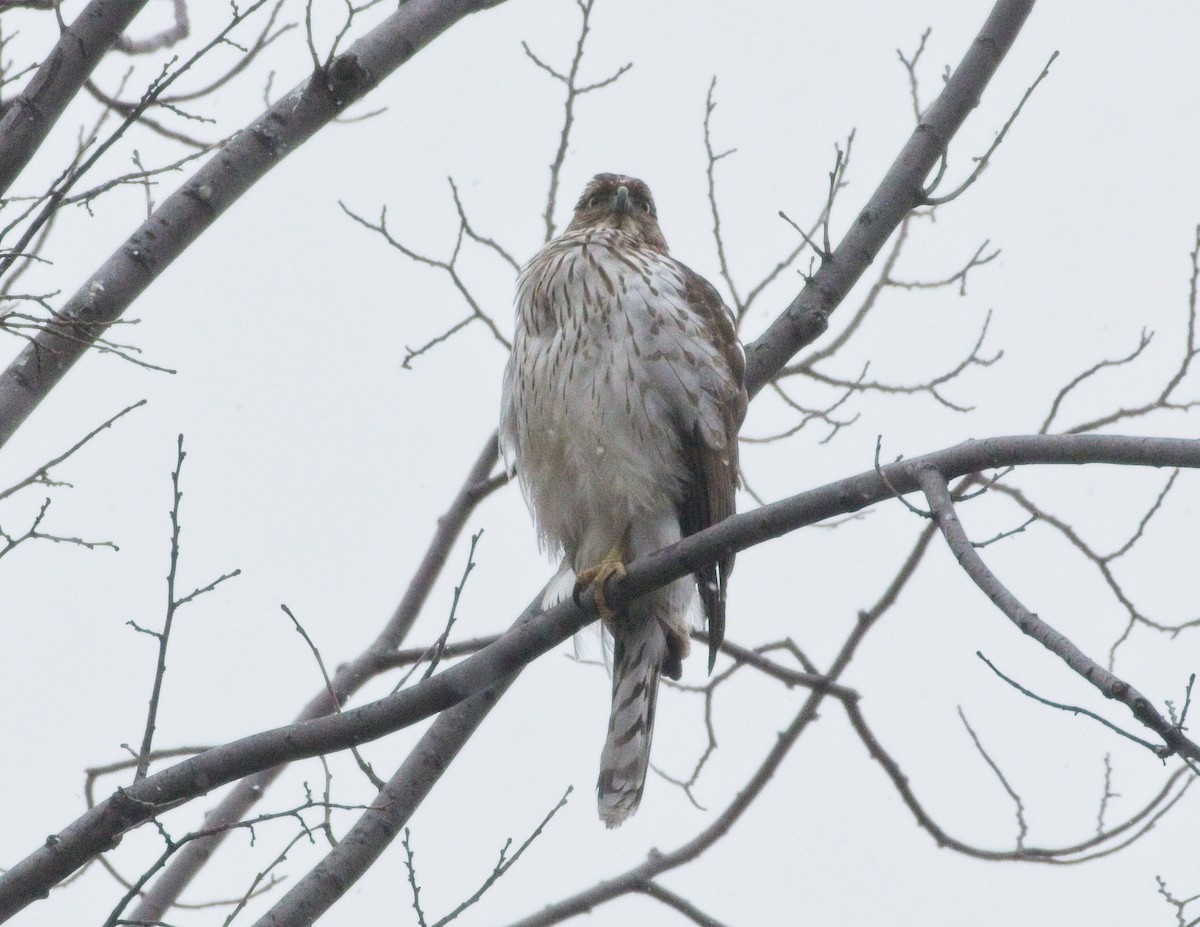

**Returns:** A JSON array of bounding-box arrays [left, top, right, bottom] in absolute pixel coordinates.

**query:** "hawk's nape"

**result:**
[[499, 172, 747, 826]]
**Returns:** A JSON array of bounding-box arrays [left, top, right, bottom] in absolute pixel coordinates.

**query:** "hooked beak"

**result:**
[[613, 185, 632, 214]]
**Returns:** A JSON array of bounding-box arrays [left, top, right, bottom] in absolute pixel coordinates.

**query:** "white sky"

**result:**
[[1, 1, 1198, 925]]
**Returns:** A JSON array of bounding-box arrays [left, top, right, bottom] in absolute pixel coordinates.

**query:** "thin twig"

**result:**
[[429, 785, 573, 927], [976, 652, 1163, 754], [924, 50, 1058, 204]]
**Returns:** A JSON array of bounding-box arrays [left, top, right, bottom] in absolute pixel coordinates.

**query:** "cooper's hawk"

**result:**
[[500, 173, 747, 827]]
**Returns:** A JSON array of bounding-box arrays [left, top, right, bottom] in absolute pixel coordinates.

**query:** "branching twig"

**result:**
[[924, 50, 1058, 205], [915, 465, 1200, 766], [0, 400, 145, 502], [845, 696, 1193, 864], [339, 202, 511, 364], [401, 828, 429, 927], [429, 785, 572, 927], [1061, 225, 1200, 434], [132, 436, 240, 781], [1156, 876, 1200, 927], [422, 530, 483, 680], [126, 433, 505, 924], [524, 0, 631, 242], [703, 76, 741, 314]]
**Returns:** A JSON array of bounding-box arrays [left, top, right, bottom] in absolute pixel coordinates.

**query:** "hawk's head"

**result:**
[[565, 173, 668, 253]]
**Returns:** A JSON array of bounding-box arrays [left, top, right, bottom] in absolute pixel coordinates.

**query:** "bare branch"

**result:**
[[986, 479, 1200, 662], [0, 2, 281, 281], [0, 400, 145, 502], [401, 829, 429, 927], [448, 176, 521, 272], [1157, 876, 1200, 927], [885, 238, 1000, 296], [896, 28, 932, 123], [784, 310, 1000, 412], [0, 0, 515, 452], [976, 652, 1164, 755], [115, 0, 189, 54], [744, 0, 1038, 394], [248, 598, 540, 927], [1062, 225, 1200, 434], [924, 50, 1058, 205], [372, 634, 501, 670], [739, 373, 861, 445], [844, 696, 1194, 863], [0, 495, 118, 559], [957, 705, 1028, 847], [127, 432, 504, 923], [429, 785, 572, 927], [915, 465, 1200, 765], [733, 129, 854, 324], [133, 436, 239, 782], [0, 0, 152, 198], [637, 882, 730, 927], [498, 519, 939, 927], [525, 0, 631, 242], [703, 76, 741, 314], [788, 210, 912, 371], [339, 202, 511, 362], [971, 513, 1036, 549], [5, 432, 1200, 911], [1095, 754, 1117, 837], [1040, 329, 1153, 433]]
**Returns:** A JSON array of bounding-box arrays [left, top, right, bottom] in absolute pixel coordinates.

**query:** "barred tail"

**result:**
[[597, 619, 667, 828]]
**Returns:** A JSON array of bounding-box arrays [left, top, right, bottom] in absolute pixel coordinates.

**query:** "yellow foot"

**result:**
[[573, 547, 627, 622]]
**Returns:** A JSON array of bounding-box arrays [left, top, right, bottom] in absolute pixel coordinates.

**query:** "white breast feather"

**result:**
[[500, 228, 733, 569]]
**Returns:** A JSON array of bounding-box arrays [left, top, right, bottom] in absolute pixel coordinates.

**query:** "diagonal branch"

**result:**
[[742, 0, 1037, 396], [496, 517, 938, 927], [0, 0, 151, 197], [914, 465, 1200, 764], [128, 433, 504, 923], [6, 431, 1200, 918], [844, 696, 1193, 863], [248, 635, 536, 927], [0, 0, 512, 452]]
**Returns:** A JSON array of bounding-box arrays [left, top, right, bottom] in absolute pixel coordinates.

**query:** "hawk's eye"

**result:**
[[588, 195, 601, 207], [641, 201, 653, 214]]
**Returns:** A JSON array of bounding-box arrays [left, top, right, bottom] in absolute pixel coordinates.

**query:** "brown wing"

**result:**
[[676, 265, 747, 672]]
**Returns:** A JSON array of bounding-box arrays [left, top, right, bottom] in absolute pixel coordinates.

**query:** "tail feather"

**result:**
[[597, 620, 665, 828]]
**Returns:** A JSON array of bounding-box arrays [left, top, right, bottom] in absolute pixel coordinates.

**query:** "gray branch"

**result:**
[[742, 0, 1036, 396], [249, 663, 526, 927], [126, 434, 501, 922], [4, 432, 1200, 919], [0, 0, 510, 452], [0, 0, 151, 198], [916, 466, 1199, 764]]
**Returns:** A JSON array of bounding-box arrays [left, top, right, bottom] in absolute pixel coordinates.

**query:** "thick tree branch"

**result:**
[[0, 0, 509, 451], [249, 663, 526, 927], [127, 434, 502, 922], [743, 0, 1036, 395], [496, 497, 935, 927], [4, 432, 1198, 918], [0, 0, 151, 197]]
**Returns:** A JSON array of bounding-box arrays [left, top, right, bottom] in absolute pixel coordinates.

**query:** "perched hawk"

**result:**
[[500, 173, 747, 827]]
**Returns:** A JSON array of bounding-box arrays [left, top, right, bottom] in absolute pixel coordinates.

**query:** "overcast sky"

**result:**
[[1, 2, 1198, 925]]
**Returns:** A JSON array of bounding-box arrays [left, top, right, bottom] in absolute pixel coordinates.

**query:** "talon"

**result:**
[[573, 545, 628, 622]]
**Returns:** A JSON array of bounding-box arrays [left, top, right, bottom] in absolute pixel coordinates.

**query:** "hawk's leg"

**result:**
[[572, 543, 627, 623]]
